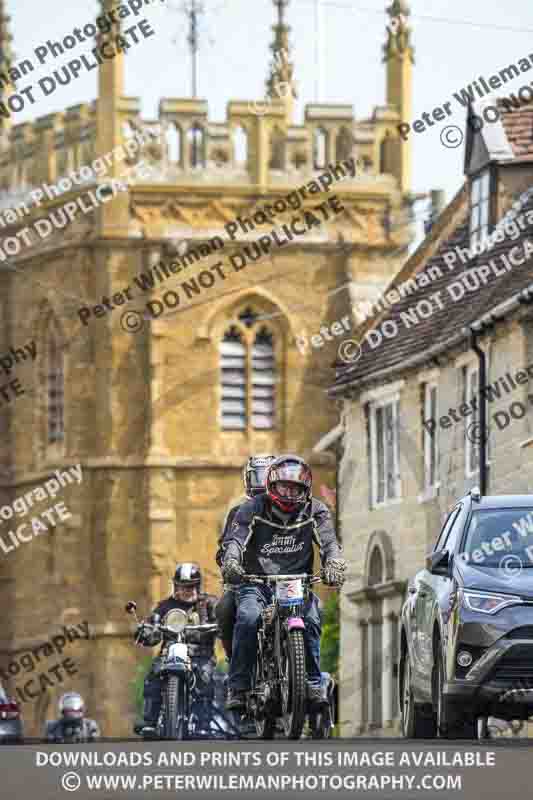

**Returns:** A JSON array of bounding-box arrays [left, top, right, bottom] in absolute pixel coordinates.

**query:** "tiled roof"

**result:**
[[498, 100, 533, 160], [331, 184, 533, 393]]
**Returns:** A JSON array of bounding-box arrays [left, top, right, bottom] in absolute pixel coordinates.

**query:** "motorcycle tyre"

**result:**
[[164, 675, 188, 740]]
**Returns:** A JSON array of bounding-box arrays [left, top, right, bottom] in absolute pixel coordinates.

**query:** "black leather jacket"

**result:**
[[141, 594, 218, 659], [223, 494, 342, 576], [216, 496, 248, 569]]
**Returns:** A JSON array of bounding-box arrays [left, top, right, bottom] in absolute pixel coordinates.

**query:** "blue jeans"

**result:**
[[229, 584, 322, 692]]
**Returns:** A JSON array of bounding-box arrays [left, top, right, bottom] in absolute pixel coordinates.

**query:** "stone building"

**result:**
[[331, 98, 533, 737], [0, 0, 415, 736]]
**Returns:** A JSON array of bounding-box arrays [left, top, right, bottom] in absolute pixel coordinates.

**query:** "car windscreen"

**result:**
[[460, 508, 533, 568]]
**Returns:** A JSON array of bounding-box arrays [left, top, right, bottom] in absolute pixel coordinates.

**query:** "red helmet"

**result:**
[[266, 455, 312, 513]]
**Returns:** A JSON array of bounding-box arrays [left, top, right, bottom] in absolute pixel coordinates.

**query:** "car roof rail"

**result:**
[[469, 486, 481, 502]]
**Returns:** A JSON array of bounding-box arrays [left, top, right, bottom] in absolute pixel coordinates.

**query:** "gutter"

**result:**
[[329, 281, 533, 398], [470, 330, 488, 496]]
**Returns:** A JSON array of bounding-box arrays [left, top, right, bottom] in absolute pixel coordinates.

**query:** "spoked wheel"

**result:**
[[164, 675, 188, 740], [401, 652, 436, 738], [252, 658, 276, 739], [280, 629, 307, 739]]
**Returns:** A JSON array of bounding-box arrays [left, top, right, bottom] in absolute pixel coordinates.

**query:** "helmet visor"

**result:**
[[269, 462, 311, 487], [274, 481, 307, 502], [62, 695, 84, 717], [249, 465, 269, 490]]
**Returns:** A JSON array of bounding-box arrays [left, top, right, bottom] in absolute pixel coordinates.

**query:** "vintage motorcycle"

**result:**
[[126, 601, 239, 740], [234, 573, 334, 740]]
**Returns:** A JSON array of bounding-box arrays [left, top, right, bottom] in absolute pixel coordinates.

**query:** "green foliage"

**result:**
[[131, 655, 153, 717], [216, 657, 229, 674], [320, 592, 340, 677]]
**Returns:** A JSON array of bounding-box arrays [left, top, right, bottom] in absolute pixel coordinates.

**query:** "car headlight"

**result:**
[[461, 590, 522, 615]]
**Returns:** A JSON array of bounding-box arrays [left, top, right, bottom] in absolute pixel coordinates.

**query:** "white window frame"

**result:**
[[369, 393, 401, 508], [423, 381, 440, 493], [464, 362, 490, 478], [470, 170, 490, 249]]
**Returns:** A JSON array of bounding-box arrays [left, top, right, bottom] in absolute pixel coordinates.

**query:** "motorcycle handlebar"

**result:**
[[241, 573, 322, 585], [184, 624, 218, 631], [138, 621, 218, 637]]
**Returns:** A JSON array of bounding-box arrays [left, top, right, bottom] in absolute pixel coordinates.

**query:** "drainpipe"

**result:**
[[470, 329, 487, 496]]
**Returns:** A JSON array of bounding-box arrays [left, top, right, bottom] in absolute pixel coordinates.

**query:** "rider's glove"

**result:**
[[136, 623, 160, 646], [135, 622, 149, 642], [222, 557, 245, 585], [321, 558, 347, 587]]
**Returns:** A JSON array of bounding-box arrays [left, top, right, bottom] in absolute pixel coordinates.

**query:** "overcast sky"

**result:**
[[8, 0, 533, 237]]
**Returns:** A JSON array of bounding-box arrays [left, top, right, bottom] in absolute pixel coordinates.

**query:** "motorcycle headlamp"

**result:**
[[163, 609, 188, 633]]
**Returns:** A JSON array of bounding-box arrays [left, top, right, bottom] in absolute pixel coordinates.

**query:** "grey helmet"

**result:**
[[59, 692, 84, 719], [243, 454, 276, 498]]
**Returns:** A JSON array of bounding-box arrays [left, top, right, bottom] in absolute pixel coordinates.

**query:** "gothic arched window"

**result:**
[[47, 321, 64, 445], [368, 546, 384, 587], [220, 326, 247, 430], [251, 328, 275, 429], [219, 311, 277, 432]]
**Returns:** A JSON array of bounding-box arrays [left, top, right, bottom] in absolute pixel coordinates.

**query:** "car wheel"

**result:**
[[435, 654, 475, 739], [400, 651, 436, 738]]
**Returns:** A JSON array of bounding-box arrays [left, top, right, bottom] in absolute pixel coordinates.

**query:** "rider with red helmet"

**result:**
[[222, 454, 346, 711]]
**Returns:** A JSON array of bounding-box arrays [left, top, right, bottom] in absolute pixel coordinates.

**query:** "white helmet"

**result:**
[[58, 692, 84, 718]]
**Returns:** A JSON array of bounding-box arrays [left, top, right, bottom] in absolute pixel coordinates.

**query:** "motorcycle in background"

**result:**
[[126, 601, 239, 740]]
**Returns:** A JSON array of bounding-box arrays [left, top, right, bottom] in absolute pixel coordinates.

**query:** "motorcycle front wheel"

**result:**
[[164, 675, 188, 740], [280, 629, 307, 740], [253, 655, 276, 739]]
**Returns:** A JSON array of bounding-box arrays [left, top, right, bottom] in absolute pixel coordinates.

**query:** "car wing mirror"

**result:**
[[428, 549, 451, 577]]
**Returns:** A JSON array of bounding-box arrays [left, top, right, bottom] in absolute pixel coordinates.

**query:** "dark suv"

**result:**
[[400, 490, 533, 739]]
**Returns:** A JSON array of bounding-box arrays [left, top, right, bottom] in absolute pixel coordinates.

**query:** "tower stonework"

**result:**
[[0, 0, 414, 736], [383, 0, 414, 192], [266, 0, 297, 124]]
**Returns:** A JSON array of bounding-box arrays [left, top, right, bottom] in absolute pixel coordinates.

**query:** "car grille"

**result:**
[[507, 627, 533, 639], [492, 644, 533, 681]]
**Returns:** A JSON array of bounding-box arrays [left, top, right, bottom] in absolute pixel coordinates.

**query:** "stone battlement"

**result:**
[[0, 95, 403, 201]]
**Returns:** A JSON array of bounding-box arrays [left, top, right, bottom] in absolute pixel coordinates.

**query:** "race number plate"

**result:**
[[278, 578, 304, 606], [168, 642, 189, 661]]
